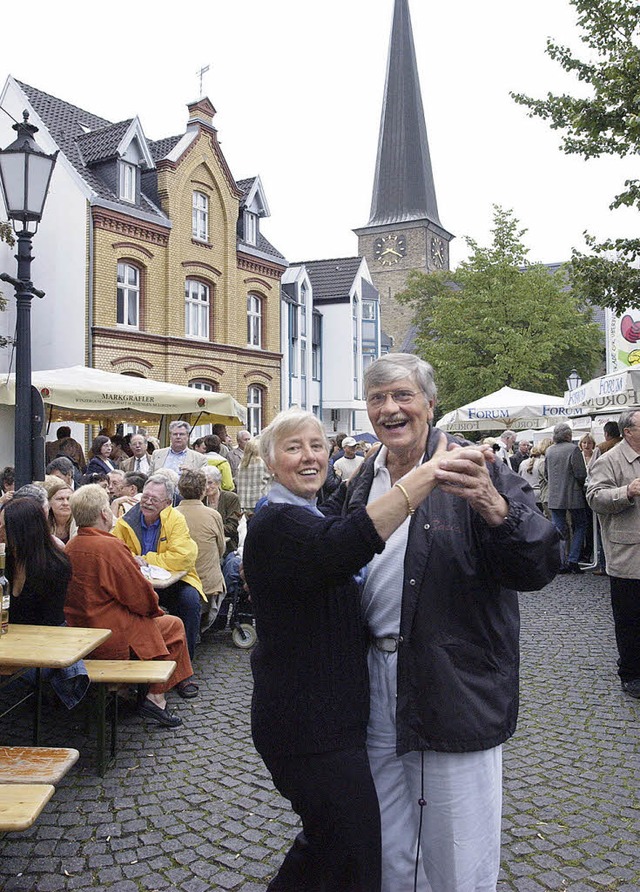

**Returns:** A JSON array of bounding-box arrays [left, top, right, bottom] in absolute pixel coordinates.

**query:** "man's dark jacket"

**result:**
[[328, 427, 561, 756]]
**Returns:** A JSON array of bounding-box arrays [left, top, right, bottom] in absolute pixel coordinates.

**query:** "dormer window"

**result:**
[[119, 161, 137, 203], [244, 210, 258, 246]]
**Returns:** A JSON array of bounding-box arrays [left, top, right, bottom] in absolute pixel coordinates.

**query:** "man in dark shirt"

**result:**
[[510, 439, 531, 472]]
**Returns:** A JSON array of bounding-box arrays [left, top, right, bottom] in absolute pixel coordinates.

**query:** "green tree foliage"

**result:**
[[396, 207, 603, 413], [512, 0, 640, 313]]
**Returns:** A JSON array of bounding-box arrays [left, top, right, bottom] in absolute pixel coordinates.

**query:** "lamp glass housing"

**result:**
[[566, 369, 582, 392], [0, 113, 57, 232]]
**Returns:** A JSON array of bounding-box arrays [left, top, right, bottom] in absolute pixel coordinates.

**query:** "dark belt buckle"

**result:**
[[374, 636, 399, 653]]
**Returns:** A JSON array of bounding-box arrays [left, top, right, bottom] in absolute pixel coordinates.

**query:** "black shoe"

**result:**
[[557, 566, 571, 574], [139, 699, 183, 727], [568, 562, 584, 574], [135, 684, 150, 709], [621, 679, 640, 699], [176, 680, 199, 699]]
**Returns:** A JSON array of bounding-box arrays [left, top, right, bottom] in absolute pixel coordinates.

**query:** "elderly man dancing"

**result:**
[[329, 353, 560, 892]]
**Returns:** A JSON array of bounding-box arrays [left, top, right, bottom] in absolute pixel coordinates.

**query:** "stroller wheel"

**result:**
[[232, 623, 257, 649]]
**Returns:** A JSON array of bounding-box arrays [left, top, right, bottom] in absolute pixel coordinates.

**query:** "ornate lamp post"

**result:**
[[0, 111, 57, 487], [566, 369, 582, 392]]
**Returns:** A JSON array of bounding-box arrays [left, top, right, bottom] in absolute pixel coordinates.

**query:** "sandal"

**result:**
[[176, 679, 199, 699]]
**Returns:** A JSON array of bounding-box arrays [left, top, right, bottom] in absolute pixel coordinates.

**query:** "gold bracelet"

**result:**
[[394, 482, 415, 516]]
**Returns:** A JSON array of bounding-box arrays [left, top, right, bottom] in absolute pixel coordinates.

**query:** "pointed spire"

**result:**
[[368, 0, 441, 228]]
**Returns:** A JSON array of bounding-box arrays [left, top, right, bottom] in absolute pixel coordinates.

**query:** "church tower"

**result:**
[[354, 0, 454, 350]]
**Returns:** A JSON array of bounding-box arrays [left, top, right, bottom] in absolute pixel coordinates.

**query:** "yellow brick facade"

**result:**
[[89, 100, 284, 430]]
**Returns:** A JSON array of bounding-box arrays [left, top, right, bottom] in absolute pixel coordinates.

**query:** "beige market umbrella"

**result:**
[[0, 365, 247, 427]]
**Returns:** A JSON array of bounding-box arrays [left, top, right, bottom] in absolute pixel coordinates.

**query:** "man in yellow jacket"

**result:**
[[113, 474, 204, 694]]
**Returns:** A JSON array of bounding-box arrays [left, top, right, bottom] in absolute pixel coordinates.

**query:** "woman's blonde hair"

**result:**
[[240, 437, 262, 469], [42, 475, 71, 501], [259, 409, 329, 467], [536, 438, 552, 456], [70, 484, 110, 528]]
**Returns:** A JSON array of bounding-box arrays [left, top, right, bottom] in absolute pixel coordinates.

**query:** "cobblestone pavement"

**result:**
[[0, 570, 638, 891]]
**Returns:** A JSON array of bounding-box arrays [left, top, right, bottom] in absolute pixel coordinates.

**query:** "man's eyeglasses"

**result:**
[[365, 389, 424, 409]]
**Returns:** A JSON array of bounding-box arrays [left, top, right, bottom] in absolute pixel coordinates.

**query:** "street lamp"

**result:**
[[0, 111, 57, 487], [566, 369, 582, 392]]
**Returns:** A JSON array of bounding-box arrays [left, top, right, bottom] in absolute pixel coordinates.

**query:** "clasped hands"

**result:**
[[426, 435, 508, 527]]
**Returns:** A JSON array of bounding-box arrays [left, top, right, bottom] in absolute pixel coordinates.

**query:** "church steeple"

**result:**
[[368, 0, 441, 228], [354, 0, 453, 351]]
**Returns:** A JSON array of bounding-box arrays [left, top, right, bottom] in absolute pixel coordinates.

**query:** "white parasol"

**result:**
[[436, 386, 575, 433]]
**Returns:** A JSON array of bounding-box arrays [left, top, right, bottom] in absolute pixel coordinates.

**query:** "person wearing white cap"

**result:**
[[333, 437, 364, 481]]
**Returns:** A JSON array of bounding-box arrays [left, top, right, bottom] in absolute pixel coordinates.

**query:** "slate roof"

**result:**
[[14, 79, 286, 259], [77, 120, 133, 164], [149, 135, 183, 161], [294, 257, 363, 303], [238, 231, 286, 262], [236, 177, 255, 200], [254, 232, 286, 260], [236, 176, 286, 260], [16, 80, 164, 219], [368, 0, 444, 229]]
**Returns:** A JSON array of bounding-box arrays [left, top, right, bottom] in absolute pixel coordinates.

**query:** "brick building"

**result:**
[[0, 78, 286, 437]]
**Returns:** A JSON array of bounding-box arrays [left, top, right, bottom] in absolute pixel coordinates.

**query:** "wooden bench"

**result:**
[[0, 746, 79, 784], [0, 783, 55, 832], [84, 660, 177, 775]]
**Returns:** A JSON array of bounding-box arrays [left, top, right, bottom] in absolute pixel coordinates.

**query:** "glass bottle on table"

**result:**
[[0, 543, 9, 634]]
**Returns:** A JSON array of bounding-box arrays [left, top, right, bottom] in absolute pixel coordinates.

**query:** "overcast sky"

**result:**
[[1, 0, 636, 269]]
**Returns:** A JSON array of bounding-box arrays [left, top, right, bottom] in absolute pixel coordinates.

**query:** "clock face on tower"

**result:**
[[430, 236, 446, 269], [374, 234, 407, 265]]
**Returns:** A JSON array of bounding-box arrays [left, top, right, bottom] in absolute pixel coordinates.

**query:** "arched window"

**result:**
[[117, 262, 141, 328], [185, 279, 210, 340], [189, 379, 219, 440], [192, 191, 209, 241], [247, 384, 263, 436], [247, 293, 262, 348]]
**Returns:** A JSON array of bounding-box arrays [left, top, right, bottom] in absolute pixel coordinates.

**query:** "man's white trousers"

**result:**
[[367, 647, 503, 892]]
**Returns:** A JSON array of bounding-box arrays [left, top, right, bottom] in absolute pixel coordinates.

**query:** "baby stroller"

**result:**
[[213, 551, 256, 649]]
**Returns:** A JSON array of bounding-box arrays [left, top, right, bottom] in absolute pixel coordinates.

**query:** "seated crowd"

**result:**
[[0, 420, 254, 728]]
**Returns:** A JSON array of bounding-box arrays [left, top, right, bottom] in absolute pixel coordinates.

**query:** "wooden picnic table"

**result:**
[[0, 624, 112, 743], [0, 624, 111, 669], [0, 783, 54, 832]]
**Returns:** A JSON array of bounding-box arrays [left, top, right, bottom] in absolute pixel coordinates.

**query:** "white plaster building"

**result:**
[[281, 257, 381, 435]]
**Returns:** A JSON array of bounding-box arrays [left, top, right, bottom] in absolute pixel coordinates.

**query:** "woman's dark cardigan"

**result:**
[[243, 503, 384, 759], [85, 456, 115, 476]]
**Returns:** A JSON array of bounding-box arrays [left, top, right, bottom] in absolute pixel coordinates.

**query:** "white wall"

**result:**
[[0, 79, 89, 375], [320, 302, 353, 405], [0, 79, 92, 464]]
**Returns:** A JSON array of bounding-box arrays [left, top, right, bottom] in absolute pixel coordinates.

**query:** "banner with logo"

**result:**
[[606, 306, 640, 373]]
